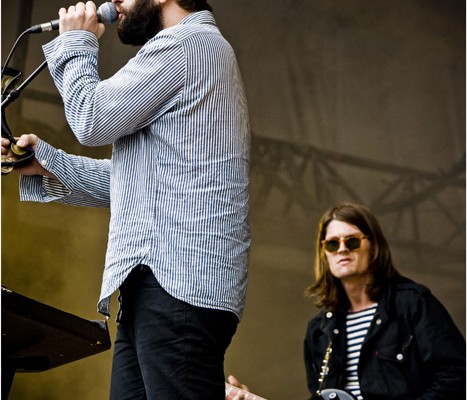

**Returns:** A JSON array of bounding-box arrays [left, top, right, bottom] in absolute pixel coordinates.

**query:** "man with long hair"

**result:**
[[227, 202, 465, 400], [304, 202, 465, 399]]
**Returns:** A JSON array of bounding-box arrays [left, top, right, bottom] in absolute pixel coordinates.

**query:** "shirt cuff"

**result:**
[[19, 141, 71, 202], [43, 30, 99, 67]]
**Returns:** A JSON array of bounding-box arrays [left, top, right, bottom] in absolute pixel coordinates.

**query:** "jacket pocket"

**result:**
[[375, 335, 413, 364], [369, 335, 415, 397]]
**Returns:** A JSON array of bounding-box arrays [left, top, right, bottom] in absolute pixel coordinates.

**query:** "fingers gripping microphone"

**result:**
[[27, 2, 118, 34]]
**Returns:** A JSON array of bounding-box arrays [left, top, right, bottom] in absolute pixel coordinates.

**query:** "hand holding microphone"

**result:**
[[58, 1, 112, 38], [27, 1, 118, 36]]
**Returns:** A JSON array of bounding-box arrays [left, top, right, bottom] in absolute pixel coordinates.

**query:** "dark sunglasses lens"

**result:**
[[345, 237, 362, 250], [324, 240, 340, 252]]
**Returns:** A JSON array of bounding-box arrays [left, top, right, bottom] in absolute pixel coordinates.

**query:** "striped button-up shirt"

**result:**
[[20, 11, 250, 319]]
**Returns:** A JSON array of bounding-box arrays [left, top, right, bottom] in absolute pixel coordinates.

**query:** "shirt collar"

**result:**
[[179, 10, 217, 27]]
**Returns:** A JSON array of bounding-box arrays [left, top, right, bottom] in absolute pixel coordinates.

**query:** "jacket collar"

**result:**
[[318, 276, 405, 337]]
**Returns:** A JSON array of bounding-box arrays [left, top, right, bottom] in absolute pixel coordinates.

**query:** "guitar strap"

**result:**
[[316, 339, 333, 398], [316, 339, 359, 400]]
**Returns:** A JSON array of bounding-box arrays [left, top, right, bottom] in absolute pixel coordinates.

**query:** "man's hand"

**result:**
[[225, 375, 250, 400], [58, 1, 105, 38], [1, 134, 55, 177]]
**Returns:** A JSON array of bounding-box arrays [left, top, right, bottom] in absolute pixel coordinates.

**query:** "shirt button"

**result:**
[[41, 160, 47, 166], [326, 312, 333, 318], [376, 318, 382, 325], [396, 353, 404, 361], [333, 329, 340, 335]]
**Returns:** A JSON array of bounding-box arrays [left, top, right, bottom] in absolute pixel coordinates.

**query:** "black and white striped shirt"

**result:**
[[344, 304, 378, 400], [20, 11, 251, 319]]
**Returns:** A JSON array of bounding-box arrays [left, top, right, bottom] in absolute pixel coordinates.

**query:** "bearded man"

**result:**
[[3, 1, 251, 398]]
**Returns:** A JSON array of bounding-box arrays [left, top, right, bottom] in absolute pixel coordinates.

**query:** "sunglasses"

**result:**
[[321, 235, 368, 253]]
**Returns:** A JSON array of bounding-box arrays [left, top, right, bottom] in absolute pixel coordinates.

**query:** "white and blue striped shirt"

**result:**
[[20, 11, 251, 319], [344, 304, 378, 400]]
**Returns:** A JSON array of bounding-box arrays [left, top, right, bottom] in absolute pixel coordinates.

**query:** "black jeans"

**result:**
[[109, 265, 238, 400]]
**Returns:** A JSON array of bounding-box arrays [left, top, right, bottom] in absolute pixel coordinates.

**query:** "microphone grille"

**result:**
[[97, 2, 119, 24]]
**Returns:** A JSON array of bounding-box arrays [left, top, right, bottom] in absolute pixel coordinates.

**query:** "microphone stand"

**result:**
[[1, 60, 47, 108], [1, 60, 48, 173]]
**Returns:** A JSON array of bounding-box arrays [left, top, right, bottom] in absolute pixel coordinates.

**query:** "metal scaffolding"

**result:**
[[250, 134, 465, 268]]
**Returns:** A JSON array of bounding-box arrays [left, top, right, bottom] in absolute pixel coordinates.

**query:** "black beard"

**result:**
[[117, 0, 163, 46]]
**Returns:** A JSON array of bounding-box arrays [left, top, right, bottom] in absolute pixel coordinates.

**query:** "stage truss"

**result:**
[[250, 134, 465, 270]]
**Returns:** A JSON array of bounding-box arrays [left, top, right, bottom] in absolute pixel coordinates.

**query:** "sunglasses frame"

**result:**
[[321, 235, 368, 253]]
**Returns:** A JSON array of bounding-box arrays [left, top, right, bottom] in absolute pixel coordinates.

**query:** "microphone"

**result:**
[[27, 2, 118, 34]]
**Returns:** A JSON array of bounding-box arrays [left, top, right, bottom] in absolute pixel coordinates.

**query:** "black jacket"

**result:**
[[304, 276, 466, 400]]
